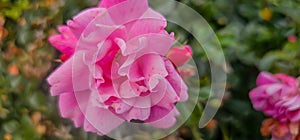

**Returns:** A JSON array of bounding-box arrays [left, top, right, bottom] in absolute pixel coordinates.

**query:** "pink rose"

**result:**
[[250, 72, 300, 122], [250, 72, 300, 139], [288, 35, 297, 43], [47, 0, 192, 135]]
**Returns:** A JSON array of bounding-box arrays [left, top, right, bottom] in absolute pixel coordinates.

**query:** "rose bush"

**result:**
[[47, 0, 192, 135]]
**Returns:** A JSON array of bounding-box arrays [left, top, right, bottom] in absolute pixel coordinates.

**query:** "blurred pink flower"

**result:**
[[47, 0, 192, 135], [250, 72, 300, 139], [167, 45, 193, 67], [288, 35, 297, 43]]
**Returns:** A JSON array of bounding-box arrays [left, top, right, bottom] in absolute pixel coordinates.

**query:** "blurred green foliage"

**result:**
[[0, 0, 299, 140]]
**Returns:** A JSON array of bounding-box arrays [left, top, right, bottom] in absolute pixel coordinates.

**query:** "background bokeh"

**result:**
[[0, 0, 299, 139]]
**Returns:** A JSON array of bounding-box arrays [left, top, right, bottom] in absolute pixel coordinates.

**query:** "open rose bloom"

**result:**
[[250, 72, 300, 140], [47, 0, 194, 136]]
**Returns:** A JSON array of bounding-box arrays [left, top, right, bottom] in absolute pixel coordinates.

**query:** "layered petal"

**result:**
[[48, 26, 76, 56], [146, 106, 179, 128], [59, 92, 84, 127], [98, 0, 127, 8], [67, 8, 104, 39], [256, 72, 279, 86], [47, 58, 74, 96], [84, 105, 124, 134]]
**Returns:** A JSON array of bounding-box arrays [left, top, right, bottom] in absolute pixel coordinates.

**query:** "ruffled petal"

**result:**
[[47, 58, 74, 96], [146, 106, 179, 128], [128, 54, 168, 82], [256, 72, 279, 86], [125, 8, 167, 39], [98, 0, 126, 8], [48, 26, 77, 56], [122, 106, 150, 121], [106, 0, 149, 25], [129, 33, 175, 57], [165, 59, 188, 101], [67, 8, 104, 39], [59, 92, 85, 127], [287, 109, 300, 122], [84, 105, 124, 135]]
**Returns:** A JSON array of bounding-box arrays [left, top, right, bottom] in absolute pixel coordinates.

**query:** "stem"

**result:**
[[220, 124, 230, 140], [191, 125, 203, 140]]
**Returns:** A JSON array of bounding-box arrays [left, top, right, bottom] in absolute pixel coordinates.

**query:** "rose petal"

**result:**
[[125, 8, 167, 39], [48, 26, 76, 56], [146, 106, 179, 128], [47, 58, 74, 96], [113, 101, 132, 114], [98, 0, 126, 8], [67, 8, 104, 39], [59, 92, 85, 127], [256, 72, 279, 85], [122, 106, 150, 121], [119, 80, 140, 98], [106, 0, 149, 25], [287, 109, 300, 122], [128, 54, 168, 82], [84, 105, 124, 134], [129, 33, 175, 57], [165, 59, 188, 101]]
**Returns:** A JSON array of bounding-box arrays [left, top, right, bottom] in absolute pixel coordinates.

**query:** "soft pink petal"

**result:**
[[265, 84, 283, 95], [83, 119, 98, 133], [48, 26, 77, 56], [119, 80, 141, 98], [128, 33, 175, 57], [283, 96, 300, 111], [128, 54, 168, 82], [126, 95, 151, 108], [165, 59, 188, 101], [98, 0, 126, 8], [97, 80, 120, 103], [148, 78, 169, 106], [47, 58, 74, 96], [72, 52, 92, 92], [122, 106, 150, 121], [115, 33, 174, 78], [113, 101, 132, 114], [155, 82, 180, 110], [116, 54, 137, 77], [287, 110, 300, 122], [59, 92, 84, 127], [106, 0, 149, 25], [67, 8, 104, 39], [146, 106, 179, 128], [125, 8, 167, 39], [84, 105, 124, 135], [115, 37, 146, 56], [256, 72, 279, 86], [275, 73, 299, 87]]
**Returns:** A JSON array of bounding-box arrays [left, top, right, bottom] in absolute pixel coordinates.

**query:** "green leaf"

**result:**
[[3, 120, 19, 133]]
